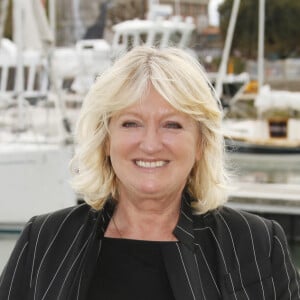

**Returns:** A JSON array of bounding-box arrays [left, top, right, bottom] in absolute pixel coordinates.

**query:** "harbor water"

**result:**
[[0, 234, 16, 272]]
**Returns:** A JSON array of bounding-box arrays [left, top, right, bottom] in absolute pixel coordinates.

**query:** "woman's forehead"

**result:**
[[113, 94, 184, 118]]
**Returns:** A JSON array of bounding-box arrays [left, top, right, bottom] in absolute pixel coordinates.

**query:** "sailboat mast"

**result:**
[[48, 0, 56, 45], [258, 0, 265, 91], [215, 0, 240, 99], [175, 0, 180, 16], [13, 0, 25, 131]]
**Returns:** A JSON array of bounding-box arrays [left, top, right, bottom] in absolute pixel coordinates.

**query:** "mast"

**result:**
[[13, 0, 26, 131], [48, 0, 56, 45], [258, 0, 265, 91], [215, 0, 240, 99]]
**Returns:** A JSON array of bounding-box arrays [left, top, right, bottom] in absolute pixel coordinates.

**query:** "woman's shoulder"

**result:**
[[192, 207, 300, 297], [193, 205, 275, 244], [33, 202, 91, 224], [20, 203, 96, 264], [193, 206, 277, 265], [214, 205, 273, 230], [29, 203, 94, 239]]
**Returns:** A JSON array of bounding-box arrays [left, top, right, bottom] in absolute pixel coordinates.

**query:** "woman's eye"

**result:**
[[165, 122, 182, 129], [122, 121, 139, 128]]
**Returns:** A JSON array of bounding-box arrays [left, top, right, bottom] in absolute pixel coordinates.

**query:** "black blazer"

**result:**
[[1, 195, 300, 300]]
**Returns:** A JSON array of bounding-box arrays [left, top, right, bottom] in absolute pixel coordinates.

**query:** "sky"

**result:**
[[208, 0, 224, 26]]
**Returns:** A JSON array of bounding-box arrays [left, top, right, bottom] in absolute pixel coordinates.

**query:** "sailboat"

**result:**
[[217, 0, 300, 154], [0, 0, 77, 226], [219, 0, 300, 227]]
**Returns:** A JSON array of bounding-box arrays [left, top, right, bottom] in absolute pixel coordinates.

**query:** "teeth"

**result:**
[[135, 160, 167, 168]]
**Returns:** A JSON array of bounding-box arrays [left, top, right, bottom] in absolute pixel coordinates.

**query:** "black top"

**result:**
[[88, 237, 177, 300]]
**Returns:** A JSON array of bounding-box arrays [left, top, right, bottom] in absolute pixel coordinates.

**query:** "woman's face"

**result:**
[[107, 86, 202, 201]]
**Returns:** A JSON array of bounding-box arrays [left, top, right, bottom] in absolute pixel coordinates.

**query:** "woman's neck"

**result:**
[[105, 193, 182, 241]]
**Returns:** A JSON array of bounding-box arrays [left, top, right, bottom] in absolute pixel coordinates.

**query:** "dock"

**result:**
[[225, 151, 300, 243], [228, 182, 300, 215], [227, 181, 300, 243]]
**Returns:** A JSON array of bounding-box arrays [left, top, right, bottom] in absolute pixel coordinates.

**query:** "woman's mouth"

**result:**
[[134, 160, 168, 168]]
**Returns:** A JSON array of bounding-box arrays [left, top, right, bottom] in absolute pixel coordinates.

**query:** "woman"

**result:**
[[0, 46, 299, 300]]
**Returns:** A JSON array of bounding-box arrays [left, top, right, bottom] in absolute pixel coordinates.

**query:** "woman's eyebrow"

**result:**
[[116, 107, 184, 119], [115, 111, 141, 118]]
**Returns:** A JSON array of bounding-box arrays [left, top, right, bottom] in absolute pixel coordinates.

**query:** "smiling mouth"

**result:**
[[134, 160, 168, 168]]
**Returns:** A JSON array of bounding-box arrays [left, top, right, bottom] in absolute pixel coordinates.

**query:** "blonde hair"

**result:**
[[71, 46, 228, 214]]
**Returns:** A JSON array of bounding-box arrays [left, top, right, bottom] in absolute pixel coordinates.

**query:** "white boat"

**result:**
[[0, 143, 76, 224], [223, 85, 300, 153], [0, 0, 78, 226], [218, 0, 300, 154]]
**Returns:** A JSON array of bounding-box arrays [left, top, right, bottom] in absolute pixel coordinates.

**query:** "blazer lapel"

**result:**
[[68, 202, 114, 300], [162, 242, 204, 300], [160, 193, 204, 300]]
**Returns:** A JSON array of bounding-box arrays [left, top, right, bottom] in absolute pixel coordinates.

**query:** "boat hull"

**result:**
[[225, 138, 300, 154]]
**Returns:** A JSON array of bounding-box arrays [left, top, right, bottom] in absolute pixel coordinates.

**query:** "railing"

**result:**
[[0, 46, 48, 102]]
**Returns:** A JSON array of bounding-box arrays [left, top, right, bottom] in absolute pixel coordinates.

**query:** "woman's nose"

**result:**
[[139, 126, 163, 153]]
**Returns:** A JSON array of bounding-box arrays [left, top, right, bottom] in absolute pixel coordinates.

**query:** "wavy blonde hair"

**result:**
[[70, 46, 228, 214]]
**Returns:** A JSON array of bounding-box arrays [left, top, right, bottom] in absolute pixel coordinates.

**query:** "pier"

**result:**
[[228, 182, 300, 215], [226, 152, 300, 249]]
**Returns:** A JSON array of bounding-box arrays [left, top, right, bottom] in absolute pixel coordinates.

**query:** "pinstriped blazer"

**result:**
[[1, 194, 300, 300]]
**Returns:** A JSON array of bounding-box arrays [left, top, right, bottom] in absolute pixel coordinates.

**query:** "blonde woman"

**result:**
[[1, 46, 299, 300]]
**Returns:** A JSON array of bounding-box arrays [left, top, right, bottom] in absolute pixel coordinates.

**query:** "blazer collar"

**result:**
[[173, 192, 195, 251]]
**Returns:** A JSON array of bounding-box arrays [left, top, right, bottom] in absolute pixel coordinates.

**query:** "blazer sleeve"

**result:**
[[271, 220, 300, 299], [0, 217, 35, 300]]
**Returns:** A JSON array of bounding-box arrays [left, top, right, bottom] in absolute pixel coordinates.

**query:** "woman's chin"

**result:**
[[135, 183, 164, 196]]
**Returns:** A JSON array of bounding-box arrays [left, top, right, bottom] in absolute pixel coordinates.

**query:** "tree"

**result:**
[[2, 0, 12, 40], [218, 0, 300, 59]]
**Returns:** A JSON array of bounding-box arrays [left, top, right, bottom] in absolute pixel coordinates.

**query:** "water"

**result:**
[[0, 234, 17, 272], [227, 152, 300, 184], [290, 243, 300, 270]]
